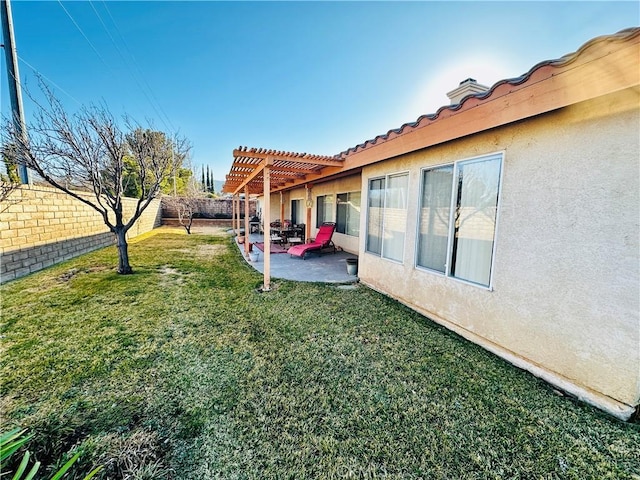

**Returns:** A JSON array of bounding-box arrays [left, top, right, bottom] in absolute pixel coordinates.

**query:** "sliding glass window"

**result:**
[[451, 156, 502, 286], [291, 199, 303, 225], [366, 173, 409, 262], [417, 166, 453, 273], [382, 174, 409, 262], [316, 195, 333, 227], [417, 153, 502, 287], [366, 178, 385, 255], [336, 192, 361, 237]]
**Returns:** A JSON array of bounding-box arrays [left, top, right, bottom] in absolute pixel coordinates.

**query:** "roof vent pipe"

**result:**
[[446, 78, 490, 105]]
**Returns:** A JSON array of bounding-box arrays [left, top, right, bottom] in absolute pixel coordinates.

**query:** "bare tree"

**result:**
[[0, 179, 20, 213], [165, 177, 202, 234], [2, 89, 190, 274], [0, 144, 21, 213]]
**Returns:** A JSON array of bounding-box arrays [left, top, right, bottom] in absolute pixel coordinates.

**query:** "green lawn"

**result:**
[[1, 230, 638, 479]]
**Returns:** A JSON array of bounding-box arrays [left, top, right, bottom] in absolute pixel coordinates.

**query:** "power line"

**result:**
[[55, 0, 176, 133], [17, 55, 83, 106], [6, 0, 179, 139], [56, 0, 112, 72], [93, 0, 176, 132]]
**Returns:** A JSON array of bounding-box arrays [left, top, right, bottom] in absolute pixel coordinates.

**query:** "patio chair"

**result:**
[[287, 222, 336, 259], [270, 233, 284, 245], [287, 223, 305, 246]]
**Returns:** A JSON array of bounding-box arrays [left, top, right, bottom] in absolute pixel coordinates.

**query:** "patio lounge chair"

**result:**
[[288, 222, 336, 259]]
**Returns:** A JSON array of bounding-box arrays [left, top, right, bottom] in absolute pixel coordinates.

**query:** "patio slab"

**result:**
[[234, 232, 359, 284]]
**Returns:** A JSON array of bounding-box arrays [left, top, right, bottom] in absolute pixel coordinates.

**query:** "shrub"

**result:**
[[0, 428, 102, 480]]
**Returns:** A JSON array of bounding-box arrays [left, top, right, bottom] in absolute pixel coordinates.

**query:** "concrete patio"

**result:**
[[233, 232, 359, 284]]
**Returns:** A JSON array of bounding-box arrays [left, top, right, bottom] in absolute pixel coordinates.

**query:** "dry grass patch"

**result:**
[[195, 244, 226, 258], [92, 429, 171, 480], [157, 265, 186, 286]]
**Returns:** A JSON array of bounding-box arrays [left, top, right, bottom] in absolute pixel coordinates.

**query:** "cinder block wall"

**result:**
[[161, 197, 256, 218], [0, 185, 162, 283]]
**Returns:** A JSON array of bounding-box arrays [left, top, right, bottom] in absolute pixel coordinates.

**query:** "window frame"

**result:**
[[335, 191, 361, 237], [365, 177, 385, 255], [415, 162, 454, 275], [365, 171, 410, 263], [415, 152, 504, 290], [290, 198, 303, 225], [316, 194, 334, 228]]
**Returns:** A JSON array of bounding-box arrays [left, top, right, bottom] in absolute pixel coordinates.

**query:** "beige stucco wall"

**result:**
[[258, 174, 362, 254], [357, 88, 639, 416], [260, 191, 293, 227], [308, 175, 361, 254]]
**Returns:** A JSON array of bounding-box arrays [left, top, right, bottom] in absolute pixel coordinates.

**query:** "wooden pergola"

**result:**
[[223, 146, 345, 291]]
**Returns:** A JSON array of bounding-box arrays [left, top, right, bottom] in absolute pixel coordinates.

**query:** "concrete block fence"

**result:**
[[0, 185, 162, 283], [160, 197, 256, 219]]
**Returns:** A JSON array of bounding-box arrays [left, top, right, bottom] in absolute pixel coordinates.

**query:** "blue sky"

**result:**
[[1, 1, 638, 182]]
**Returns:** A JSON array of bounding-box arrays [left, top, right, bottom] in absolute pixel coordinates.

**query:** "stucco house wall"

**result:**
[[357, 88, 639, 418], [308, 175, 361, 254], [260, 191, 293, 226], [258, 174, 361, 254]]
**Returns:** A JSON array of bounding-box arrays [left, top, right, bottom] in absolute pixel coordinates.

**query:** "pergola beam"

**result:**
[[232, 161, 318, 175], [232, 161, 266, 195], [270, 166, 344, 193], [232, 148, 343, 167], [223, 146, 346, 196]]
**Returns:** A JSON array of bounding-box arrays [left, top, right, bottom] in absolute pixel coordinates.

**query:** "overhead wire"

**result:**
[[17, 55, 83, 106], [33, 0, 177, 133], [56, 0, 112, 72], [91, 0, 176, 132]]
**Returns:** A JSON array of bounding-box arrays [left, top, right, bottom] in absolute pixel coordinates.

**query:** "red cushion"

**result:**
[[287, 242, 322, 257]]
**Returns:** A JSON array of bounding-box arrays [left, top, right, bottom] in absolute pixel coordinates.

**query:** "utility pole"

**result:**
[[1, 0, 30, 184]]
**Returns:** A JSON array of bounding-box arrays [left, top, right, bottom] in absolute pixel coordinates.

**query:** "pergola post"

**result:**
[[263, 158, 272, 291], [305, 184, 312, 242], [244, 186, 250, 256], [280, 192, 285, 225], [232, 195, 237, 234], [238, 196, 242, 234]]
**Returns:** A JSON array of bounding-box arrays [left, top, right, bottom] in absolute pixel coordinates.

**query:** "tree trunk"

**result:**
[[115, 227, 133, 274]]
